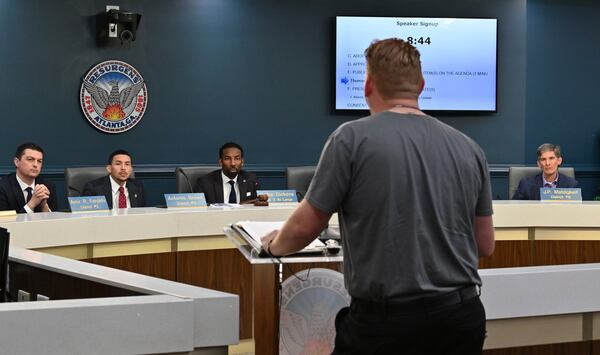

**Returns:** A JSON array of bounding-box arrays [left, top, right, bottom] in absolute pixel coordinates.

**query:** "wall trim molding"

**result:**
[[1, 164, 600, 179]]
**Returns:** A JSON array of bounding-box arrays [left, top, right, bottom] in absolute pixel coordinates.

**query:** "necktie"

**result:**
[[544, 183, 552, 188], [25, 187, 33, 203], [228, 180, 236, 203], [118, 186, 127, 208]]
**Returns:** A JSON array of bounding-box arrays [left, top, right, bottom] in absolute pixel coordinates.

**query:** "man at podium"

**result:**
[[261, 38, 495, 355]]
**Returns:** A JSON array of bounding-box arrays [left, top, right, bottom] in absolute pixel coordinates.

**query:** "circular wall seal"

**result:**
[[279, 268, 350, 355], [80, 60, 148, 134]]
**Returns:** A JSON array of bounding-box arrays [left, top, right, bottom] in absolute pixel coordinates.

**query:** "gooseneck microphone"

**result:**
[[177, 168, 195, 193]]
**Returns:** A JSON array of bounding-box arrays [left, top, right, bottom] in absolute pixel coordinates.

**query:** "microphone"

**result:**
[[177, 167, 195, 193]]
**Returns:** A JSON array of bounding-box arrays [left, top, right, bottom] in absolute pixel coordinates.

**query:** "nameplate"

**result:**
[[257, 190, 298, 203], [540, 188, 582, 203], [164, 193, 207, 208], [68, 196, 110, 212]]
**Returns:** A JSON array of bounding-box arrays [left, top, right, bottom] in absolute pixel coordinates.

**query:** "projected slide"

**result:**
[[336, 17, 497, 111]]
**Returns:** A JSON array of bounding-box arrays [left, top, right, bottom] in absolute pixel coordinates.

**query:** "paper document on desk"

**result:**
[[235, 221, 326, 252]]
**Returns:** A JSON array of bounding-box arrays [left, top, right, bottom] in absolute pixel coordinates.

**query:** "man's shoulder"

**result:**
[[128, 178, 144, 189], [86, 175, 109, 186], [559, 174, 579, 186], [429, 116, 484, 150], [0, 173, 16, 190], [36, 175, 56, 188], [200, 169, 221, 179], [519, 173, 541, 186], [239, 170, 257, 180]]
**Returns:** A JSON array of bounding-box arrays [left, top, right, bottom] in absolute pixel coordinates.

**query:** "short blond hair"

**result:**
[[364, 38, 424, 99]]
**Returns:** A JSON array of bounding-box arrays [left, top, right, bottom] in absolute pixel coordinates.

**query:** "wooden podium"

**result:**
[[225, 226, 343, 355]]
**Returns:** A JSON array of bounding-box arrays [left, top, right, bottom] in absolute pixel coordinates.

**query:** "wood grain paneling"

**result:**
[[9, 261, 143, 301], [92, 252, 177, 281], [534, 241, 600, 266], [177, 249, 253, 339], [578, 242, 600, 264], [479, 240, 600, 269], [479, 241, 534, 269], [593, 340, 600, 355], [253, 263, 279, 355], [534, 240, 580, 266], [483, 341, 594, 355]]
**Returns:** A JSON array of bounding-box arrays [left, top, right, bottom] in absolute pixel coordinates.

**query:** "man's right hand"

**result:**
[[27, 184, 50, 211]]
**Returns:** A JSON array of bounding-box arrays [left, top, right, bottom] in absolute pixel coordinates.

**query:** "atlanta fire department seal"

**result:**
[[279, 268, 350, 355], [80, 60, 148, 134]]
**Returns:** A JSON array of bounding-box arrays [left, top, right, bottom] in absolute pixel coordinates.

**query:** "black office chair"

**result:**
[[508, 166, 575, 199], [64, 167, 135, 197], [286, 166, 316, 200], [174, 166, 219, 193], [0, 227, 10, 303]]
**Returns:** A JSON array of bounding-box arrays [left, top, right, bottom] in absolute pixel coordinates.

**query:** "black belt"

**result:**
[[351, 286, 479, 313]]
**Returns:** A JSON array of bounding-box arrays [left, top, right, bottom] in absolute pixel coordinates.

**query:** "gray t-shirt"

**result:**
[[305, 111, 493, 302]]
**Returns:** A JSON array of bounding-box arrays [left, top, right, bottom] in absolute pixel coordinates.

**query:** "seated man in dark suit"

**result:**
[[0, 142, 58, 213], [81, 149, 145, 209], [195, 142, 259, 205], [512, 143, 579, 200]]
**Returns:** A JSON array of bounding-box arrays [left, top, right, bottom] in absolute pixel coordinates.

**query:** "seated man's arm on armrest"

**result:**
[[475, 215, 495, 257]]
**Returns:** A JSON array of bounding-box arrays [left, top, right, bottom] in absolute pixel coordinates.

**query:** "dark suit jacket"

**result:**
[[195, 169, 259, 205], [81, 175, 146, 209], [0, 173, 58, 213], [512, 173, 579, 200]]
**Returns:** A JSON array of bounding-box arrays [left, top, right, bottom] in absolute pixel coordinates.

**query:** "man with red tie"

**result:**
[[81, 149, 146, 209], [0, 142, 57, 213]]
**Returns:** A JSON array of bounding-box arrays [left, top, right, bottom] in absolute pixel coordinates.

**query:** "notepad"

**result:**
[[233, 221, 326, 257]]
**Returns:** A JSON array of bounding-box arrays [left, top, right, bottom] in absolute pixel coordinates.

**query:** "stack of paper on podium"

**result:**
[[232, 221, 326, 257]]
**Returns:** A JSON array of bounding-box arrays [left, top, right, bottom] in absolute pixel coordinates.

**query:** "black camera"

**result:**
[[97, 9, 142, 46]]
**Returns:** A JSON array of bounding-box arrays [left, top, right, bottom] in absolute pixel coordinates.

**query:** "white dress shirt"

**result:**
[[110, 175, 130, 209], [221, 171, 240, 204], [15, 175, 36, 214], [542, 173, 559, 188]]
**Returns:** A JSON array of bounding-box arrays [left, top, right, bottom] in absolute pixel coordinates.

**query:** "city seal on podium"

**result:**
[[80, 60, 148, 134], [279, 268, 350, 355]]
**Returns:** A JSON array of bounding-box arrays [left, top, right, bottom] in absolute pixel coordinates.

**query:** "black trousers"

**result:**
[[332, 290, 486, 355]]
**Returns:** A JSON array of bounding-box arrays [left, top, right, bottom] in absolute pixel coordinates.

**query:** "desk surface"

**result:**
[[2, 246, 239, 354], [0, 205, 303, 249], [493, 200, 600, 227], [2, 201, 600, 249], [4, 201, 600, 352]]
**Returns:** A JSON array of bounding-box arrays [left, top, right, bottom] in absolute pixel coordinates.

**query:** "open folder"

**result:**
[[231, 221, 326, 257]]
